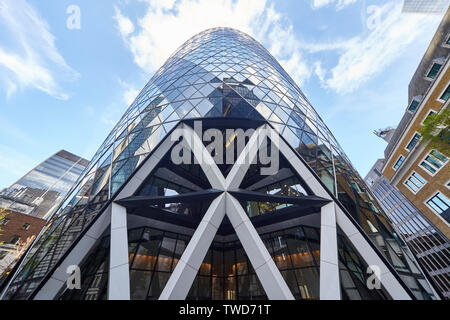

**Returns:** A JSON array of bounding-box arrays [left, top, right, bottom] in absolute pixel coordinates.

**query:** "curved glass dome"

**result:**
[[3, 27, 433, 300]]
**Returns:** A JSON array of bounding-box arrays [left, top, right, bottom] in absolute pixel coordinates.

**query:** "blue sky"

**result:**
[[0, 0, 445, 189]]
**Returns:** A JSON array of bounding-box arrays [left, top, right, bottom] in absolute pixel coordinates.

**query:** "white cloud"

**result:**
[[113, 0, 311, 85], [0, 0, 79, 100], [314, 61, 326, 83], [311, 0, 358, 10], [322, 1, 441, 94], [113, 0, 440, 96], [114, 6, 134, 37], [300, 39, 356, 53]]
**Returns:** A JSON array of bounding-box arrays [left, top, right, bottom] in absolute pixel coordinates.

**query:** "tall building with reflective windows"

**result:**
[[365, 159, 450, 299], [0, 150, 89, 282], [402, 0, 450, 14], [0, 28, 442, 301], [0, 150, 89, 220], [365, 10, 450, 299]]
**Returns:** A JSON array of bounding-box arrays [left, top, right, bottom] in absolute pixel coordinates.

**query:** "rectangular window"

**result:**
[[420, 161, 436, 174], [440, 83, 450, 101], [22, 223, 31, 230], [8, 236, 21, 245], [408, 100, 419, 112], [349, 182, 361, 193], [0, 218, 9, 226], [422, 111, 436, 125], [405, 172, 426, 193], [420, 150, 448, 175], [393, 155, 405, 170], [368, 202, 379, 213], [426, 63, 442, 79], [430, 149, 448, 162], [406, 133, 421, 151], [427, 192, 450, 215]]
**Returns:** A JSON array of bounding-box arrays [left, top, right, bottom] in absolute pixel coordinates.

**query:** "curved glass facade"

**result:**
[[2, 27, 435, 300]]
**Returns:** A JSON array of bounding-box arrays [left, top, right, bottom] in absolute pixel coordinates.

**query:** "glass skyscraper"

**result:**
[[0, 28, 441, 300], [0, 150, 89, 220], [0, 150, 89, 282], [402, 0, 449, 14]]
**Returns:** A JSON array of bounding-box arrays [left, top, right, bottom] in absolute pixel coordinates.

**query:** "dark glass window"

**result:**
[[122, 225, 326, 300], [406, 133, 421, 150], [0, 250, 8, 260], [393, 156, 405, 170], [420, 150, 447, 174], [8, 235, 21, 245], [426, 63, 442, 79], [440, 84, 450, 101], [408, 99, 419, 112]]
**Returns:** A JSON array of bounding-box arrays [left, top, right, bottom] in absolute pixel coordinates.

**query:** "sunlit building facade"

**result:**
[[365, 159, 450, 299], [369, 9, 450, 299], [0, 28, 441, 300]]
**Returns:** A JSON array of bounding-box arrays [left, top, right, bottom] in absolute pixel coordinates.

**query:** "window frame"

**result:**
[[419, 149, 448, 177], [437, 81, 450, 103], [425, 191, 450, 216], [393, 155, 405, 171], [0, 218, 10, 226], [22, 223, 31, 231], [0, 250, 8, 260], [8, 235, 21, 245], [404, 171, 427, 195], [407, 98, 420, 113], [404, 132, 421, 152], [421, 110, 437, 125], [349, 181, 362, 193], [443, 32, 450, 48], [424, 62, 443, 81]]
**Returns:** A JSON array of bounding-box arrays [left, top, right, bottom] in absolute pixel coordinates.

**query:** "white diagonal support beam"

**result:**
[[108, 203, 130, 300], [319, 202, 341, 300], [160, 123, 294, 300], [268, 126, 412, 300], [33, 204, 112, 300], [335, 206, 412, 300], [226, 125, 267, 189], [159, 194, 226, 300], [226, 193, 295, 300]]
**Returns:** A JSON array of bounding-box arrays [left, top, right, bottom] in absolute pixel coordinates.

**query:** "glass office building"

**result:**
[[0, 28, 441, 300], [402, 0, 450, 14], [0, 150, 89, 220], [365, 160, 450, 299]]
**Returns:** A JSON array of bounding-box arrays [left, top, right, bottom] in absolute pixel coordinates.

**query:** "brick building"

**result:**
[[0, 211, 46, 277]]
